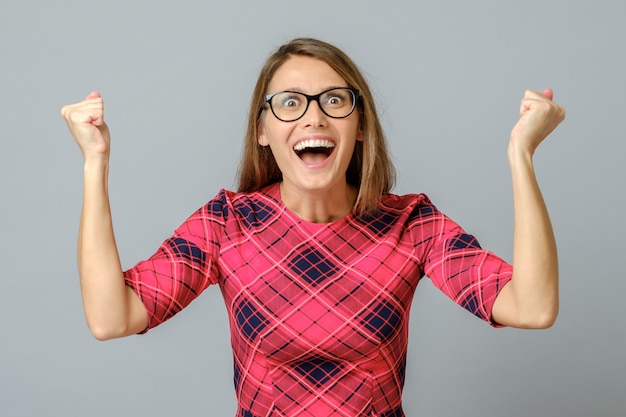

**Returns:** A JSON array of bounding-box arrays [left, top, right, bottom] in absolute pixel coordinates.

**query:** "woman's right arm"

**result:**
[[62, 92, 148, 340]]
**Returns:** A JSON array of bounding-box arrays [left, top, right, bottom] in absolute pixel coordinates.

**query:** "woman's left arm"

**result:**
[[491, 88, 566, 329]]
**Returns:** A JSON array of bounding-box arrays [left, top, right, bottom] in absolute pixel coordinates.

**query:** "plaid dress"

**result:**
[[124, 183, 512, 416]]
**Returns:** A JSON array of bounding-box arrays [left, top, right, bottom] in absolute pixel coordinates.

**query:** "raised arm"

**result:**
[[61, 92, 148, 340], [491, 88, 566, 329]]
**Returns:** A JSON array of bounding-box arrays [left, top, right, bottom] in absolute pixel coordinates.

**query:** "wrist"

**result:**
[[83, 157, 110, 183], [507, 140, 534, 169]]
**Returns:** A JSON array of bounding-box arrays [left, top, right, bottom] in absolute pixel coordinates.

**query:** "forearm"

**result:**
[[496, 147, 559, 328], [78, 159, 144, 339]]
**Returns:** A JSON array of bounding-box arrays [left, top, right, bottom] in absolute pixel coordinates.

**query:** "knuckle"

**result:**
[[60, 104, 72, 118]]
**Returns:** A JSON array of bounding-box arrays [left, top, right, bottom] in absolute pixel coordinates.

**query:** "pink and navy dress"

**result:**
[[124, 183, 512, 417]]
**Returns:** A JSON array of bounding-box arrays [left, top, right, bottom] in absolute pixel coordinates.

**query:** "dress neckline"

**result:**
[[266, 182, 356, 230]]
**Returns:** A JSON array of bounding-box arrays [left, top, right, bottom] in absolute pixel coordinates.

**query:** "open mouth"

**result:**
[[293, 139, 335, 165]]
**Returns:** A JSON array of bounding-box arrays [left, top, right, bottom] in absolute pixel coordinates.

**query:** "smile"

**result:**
[[293, 138, 335, 165]]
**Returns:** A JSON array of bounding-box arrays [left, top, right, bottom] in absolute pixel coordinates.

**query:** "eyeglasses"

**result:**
[[264, 87, 361, 122]]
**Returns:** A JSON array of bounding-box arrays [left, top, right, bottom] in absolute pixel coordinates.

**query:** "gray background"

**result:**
[[1, 1, 624, 416]]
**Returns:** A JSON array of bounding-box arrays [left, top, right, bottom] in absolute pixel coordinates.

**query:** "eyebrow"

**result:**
[[273, 85, 348, 94]]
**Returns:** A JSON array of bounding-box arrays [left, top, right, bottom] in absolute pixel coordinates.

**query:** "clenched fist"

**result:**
[[61, 91, 111, 160], [509, 88, 566, 158]]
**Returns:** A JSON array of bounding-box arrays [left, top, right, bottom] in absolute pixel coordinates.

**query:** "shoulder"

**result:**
[[199, 184, 282, 223], [350, 193, 441, 236], [375, 193, 456, 236], [378, 192, 441, 219], [171, 185, 283, 244], [380, 192, 431, 209]]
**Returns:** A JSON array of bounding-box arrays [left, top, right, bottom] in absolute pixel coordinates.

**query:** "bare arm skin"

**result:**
[[62, 88, 564, 335], [491, 88, 566, 328], [62, 92, 148, 340]]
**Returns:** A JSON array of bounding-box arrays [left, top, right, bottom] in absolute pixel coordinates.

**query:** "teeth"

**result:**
[[293, 139, 335, 151]]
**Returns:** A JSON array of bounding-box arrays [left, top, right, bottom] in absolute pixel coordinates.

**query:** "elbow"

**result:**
[[496, 275, 559, 329], [90, 328, 118, 342], [529, 296, 560, 329], [536, 308, 559, 329], [518, 306, 559, 329], [527, 314, 557, 329], [86, 319, 131, 341]]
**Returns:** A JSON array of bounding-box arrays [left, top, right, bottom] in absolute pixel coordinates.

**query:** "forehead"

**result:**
[[268, 55, 348, 93]]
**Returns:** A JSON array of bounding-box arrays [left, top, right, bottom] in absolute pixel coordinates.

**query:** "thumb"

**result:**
[[84, 91, 104, 126], [86, 91, 101, 100], [541, 87, 554, 100]]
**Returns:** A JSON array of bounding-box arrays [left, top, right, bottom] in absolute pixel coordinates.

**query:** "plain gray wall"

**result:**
[[1, 1, 624, 416]]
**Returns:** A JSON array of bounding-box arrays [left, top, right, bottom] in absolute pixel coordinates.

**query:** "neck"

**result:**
[[279, 182, 357, 223]]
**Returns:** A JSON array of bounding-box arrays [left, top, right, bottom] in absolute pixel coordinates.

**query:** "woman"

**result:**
[[61, 38, 565, 417]]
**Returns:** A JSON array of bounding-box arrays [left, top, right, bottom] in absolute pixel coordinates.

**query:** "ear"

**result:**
[[257, 123, 269, 146], [356, 128, 364, 142]]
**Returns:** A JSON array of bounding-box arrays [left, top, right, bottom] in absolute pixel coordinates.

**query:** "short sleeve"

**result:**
[[410, 200, 513, 327], [123, 191, 228, 332]]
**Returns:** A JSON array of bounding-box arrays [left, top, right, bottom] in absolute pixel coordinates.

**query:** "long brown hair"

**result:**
[[237, 38, 395, 214]]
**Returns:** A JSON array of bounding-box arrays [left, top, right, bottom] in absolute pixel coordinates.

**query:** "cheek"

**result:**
[[345, 121, 362, 141], [343, 113, 362, 139], [262, 121, 296, 146]]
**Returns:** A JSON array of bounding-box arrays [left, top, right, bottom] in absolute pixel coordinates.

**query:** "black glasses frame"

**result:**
[[264, 87, 361, 122]]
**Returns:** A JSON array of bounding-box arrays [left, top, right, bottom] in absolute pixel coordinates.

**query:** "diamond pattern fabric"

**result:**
[[124, 183, 512, 416]]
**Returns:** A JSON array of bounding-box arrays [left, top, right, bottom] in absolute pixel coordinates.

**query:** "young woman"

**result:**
[[61, 38, 565, 417]]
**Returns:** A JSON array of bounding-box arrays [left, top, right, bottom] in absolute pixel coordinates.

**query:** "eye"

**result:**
[[276, 93, 303, 109], [284, 98, 298, 107], [322, 90, 349, 107], [328, 96, 342, 105]]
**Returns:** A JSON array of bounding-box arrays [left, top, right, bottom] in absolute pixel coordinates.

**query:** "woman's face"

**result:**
[[258, 55, 362, 197]]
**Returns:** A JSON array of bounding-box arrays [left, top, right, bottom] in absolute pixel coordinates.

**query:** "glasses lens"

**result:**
[[270, 92, 307, 122], [269, 88, 357, 122], [320, 88, 356, 118]]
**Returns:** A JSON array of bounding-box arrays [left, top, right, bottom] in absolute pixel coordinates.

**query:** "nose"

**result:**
[[301, 99, 327, 127]]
